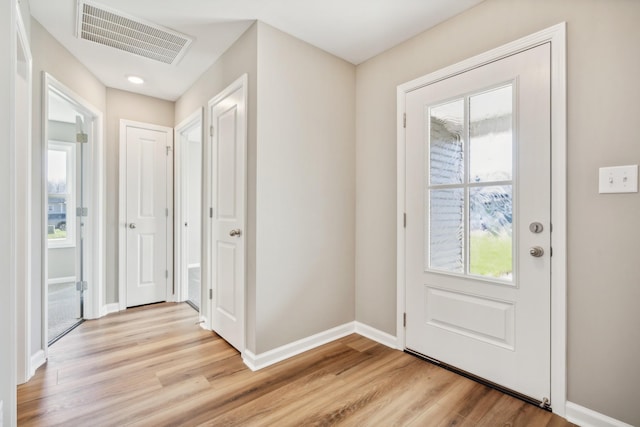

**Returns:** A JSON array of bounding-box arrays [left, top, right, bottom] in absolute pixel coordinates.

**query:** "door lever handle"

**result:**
[[229, 229, 242, 237]]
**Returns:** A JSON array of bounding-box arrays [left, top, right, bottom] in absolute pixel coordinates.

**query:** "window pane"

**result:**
[[469, 186, 512, 279], [428, 188, 464, 273], [48, 194, 68, 240], [429, 99, 464, 185], [48, 149, 68, 193], [469, 85, 512, 183]]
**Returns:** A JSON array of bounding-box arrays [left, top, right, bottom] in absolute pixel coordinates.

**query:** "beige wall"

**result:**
[[31, 17, 107, 356], [355, 0, 640, 424], [105, 88, 175, 303], [255, 23, 356, 353]]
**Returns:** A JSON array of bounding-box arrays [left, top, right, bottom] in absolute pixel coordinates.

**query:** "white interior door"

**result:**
[[123, 122, 172, 307], [208, 76, 247, 352], [405, 44, 551, 401]]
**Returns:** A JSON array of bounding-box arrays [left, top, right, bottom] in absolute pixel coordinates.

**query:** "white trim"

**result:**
[[565, 402, 634, 427], [188, 263, 201, 270], [118, 119, 174, 309], [15, 1, 32, 386], [354, 322, 399, 349], [174, 109, 203, 304], [47, 276, 76, 286], [396, 23, 567, 416], [100, 303, 121, 317], [29, 350, 46, 377], [243, 322, 355, 371]]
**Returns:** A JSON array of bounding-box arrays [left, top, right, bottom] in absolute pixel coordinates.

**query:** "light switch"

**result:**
[[598, 165, 638, 193]]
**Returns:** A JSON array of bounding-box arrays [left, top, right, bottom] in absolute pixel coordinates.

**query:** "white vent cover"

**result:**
[[76, 0, 193, 65]]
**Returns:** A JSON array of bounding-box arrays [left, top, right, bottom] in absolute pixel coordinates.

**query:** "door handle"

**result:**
[[129, 223, 136, 229], [529, 246, 544, 257], [229, 229, 242, 237]]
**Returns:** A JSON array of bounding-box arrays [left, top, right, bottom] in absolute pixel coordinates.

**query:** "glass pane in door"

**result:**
[[469, 85, 512, 183], [469, 186, 513, 279], [425, 84, 514, 282]]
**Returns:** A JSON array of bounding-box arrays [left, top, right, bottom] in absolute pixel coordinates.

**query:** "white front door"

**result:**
[[123, 122, 172, 307], [208, 76, 247, 351], [405, 44, 551, 401]]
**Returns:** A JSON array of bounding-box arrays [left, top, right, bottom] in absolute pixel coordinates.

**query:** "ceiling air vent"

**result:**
[[75, 0, 193, 65]]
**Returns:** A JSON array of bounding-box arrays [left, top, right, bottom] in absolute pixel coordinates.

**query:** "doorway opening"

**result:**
[[175, 110, 203, 313], [43, 74, 104, 350]]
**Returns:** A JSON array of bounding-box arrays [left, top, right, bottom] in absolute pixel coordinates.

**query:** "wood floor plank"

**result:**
[[17, 303, 575, 427]]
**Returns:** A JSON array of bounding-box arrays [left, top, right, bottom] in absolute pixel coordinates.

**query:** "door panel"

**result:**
[[125, 125, 169, 307], [405, 43, 551, 400], [209, 77, 247, 352]]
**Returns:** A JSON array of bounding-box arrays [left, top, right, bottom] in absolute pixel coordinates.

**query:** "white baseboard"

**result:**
[[354, 321, 399, 349], [30, 349, 46, 376], [100, 303, 121, 317], [566, 402, 634, 427], [243, 322, 355, 371], [242, 321, 402, 371], [198, 316, 209, 330]]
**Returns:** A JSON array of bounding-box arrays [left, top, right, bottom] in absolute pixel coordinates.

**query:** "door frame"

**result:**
[[41, 73, 105, 359], [174, 108, 203, 306], [118, 120, 174, 309], [15, 2, 32, 385], [396, 23, 567, 416]]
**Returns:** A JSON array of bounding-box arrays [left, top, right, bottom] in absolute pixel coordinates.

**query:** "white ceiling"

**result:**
[[29, 0, 484, 101]]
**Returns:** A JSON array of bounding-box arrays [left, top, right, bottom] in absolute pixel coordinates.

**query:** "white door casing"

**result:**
[[208, 75, 248, 352], [397, 24, 566, 414], [119, 120, 173, 308]]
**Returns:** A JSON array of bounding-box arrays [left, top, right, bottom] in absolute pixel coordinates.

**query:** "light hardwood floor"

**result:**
[[18, 303, 575, 426]]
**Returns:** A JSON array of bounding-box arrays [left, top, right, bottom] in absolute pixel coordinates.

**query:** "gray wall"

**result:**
[[2, 0, 17, 424], [254, 22, 356, 353], [354, 0, 640, 424], [105, 88, 175, 303], [31, 17, 107, 362]]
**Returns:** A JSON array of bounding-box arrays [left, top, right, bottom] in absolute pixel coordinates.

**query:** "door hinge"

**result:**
[[76, 132, 88, 143], [76, 281, 88, 291], [76, 207, 88, 217], [165, 208, 169, 217], [550, 247, 553, 257], [210, 126, 214, 137], [540, 397, 551, 410], [403, 312, 407, 327], [403, 113, 406, 128], [209, 289, 213, 300], [403, 213, 407, 228], [209, 207, 213, 218], [166, 145, 173, 156]]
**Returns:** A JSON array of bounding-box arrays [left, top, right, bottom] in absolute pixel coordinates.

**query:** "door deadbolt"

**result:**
[[529, 246, 544, 257], [529, 222, 544, 233]]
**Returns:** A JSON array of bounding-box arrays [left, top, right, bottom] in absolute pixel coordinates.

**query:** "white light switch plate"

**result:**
[[599, 165, 638, 193]]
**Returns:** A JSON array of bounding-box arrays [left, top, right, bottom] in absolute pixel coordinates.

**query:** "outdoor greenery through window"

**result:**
[[426, 84, 513, 280], [48, 141, 75, 247]]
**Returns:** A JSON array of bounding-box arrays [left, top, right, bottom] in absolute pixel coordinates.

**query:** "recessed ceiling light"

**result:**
[[127, 75, 144, 85]]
